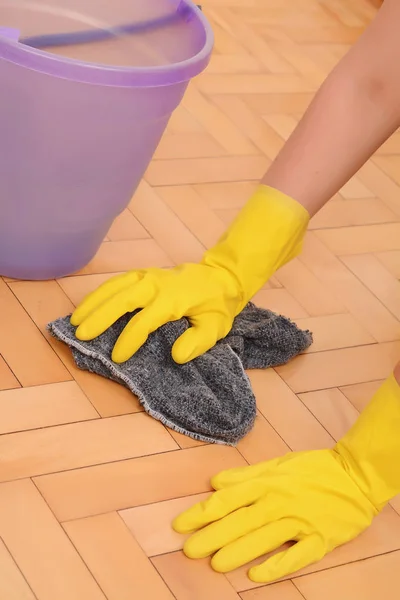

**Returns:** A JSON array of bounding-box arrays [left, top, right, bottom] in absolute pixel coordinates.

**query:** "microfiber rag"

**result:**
[[48, 303, 312, 446]]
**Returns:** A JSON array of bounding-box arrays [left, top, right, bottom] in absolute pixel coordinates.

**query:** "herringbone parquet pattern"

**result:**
[[2, 0, 399, 598]]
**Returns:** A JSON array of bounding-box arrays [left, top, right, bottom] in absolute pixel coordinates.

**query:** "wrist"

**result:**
[[202, 184, 310, 307], [335, 375, 400, 510]]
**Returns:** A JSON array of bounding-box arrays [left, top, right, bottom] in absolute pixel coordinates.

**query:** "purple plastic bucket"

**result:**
[[0, 1, 213, 280]]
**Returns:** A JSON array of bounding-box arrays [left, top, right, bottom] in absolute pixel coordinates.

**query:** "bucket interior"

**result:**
[[0, 0, 206, 69]]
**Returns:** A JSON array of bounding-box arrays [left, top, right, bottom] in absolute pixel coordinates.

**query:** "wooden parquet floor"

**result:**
[[2, 0, 400, 598]]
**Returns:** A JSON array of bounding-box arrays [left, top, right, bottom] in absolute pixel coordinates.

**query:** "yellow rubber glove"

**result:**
[[70, 185, 309, 364], [173, 375, 400, 583]]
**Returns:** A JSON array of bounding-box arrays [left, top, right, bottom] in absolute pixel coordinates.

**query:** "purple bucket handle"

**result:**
[[0, 27, 20, 41], [19, 5, 202, 50]]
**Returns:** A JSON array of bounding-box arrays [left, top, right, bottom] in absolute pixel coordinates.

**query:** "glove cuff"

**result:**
[[335, 374, 400, 510], [201, 184, 310, 310]]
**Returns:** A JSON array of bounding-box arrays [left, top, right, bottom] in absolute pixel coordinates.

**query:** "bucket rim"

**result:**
[[0, 1, 214, 87]]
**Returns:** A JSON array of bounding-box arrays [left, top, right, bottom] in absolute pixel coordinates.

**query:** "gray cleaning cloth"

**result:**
[[48, 303, 312, 446]]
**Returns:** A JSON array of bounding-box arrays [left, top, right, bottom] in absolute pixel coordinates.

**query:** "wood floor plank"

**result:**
[[1, 1, 399, 598], [275, 258, 346, 317], [0, 538, 36, 600], [9, 280, 141, 417], [294, 314, 375, 352], [0, 413, 177, 481], [155, 131, 228, 159], [342, 254, 400, 320], [0, 381, 98, 434], [152, 551, 241, 600], [358, 160, 400, 217], [157, 185, 227, 249], [0, 280, 70, 387], [211, 95, 285, 159], [130, 180, 206, 263], [339, 379, 384, 411], [0, 480, 106, 600], [295, 551, 400, 600], [376, 250, 400, 278], [240, 582, 304, 600], [64, 513, 175, 600], [276, 341, 400, 393], [299, 233, 400, 342], [299, 388, 360, 441], [120, 493, 211, 557], [315, 223, 400, 255], [145, 156, 268, 186], [237, 411, 290, 464], [182, 84, 258, 155], [35, 446, 247, 522], [107, 209, 150, 242], [249, 369, 335, 451], [252, 289, 309, 319], [309, 198, 398, 229], [0, 355, 20, 391], [196, 74, 315, 95], [77, 239, 174, 275]]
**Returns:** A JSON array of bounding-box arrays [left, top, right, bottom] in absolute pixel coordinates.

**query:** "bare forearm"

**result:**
[[262, 0, 400, 216]]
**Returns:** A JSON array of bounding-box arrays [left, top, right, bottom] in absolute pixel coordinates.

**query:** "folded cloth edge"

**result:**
[[47, 317, 254, 446]]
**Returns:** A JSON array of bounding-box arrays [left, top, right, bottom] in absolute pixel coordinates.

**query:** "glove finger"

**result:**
[[182, 499, 282, 559], [75, 278, 153, 341], [210, 518, 300, 574], [171, 313, 226, 364], [70, 271, 142, 326], [111, 301, 177, 363], [249, 534, 325, 583], [172, 478, 268, 535]]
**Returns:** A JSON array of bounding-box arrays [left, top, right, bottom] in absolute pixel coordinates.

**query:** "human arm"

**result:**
[[171, 2, 400, 580], [71, 0, 400, 364], [262, 0, 400, 215]]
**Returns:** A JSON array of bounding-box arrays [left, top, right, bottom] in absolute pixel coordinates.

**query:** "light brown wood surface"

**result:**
[[1, 0, 399, 598]]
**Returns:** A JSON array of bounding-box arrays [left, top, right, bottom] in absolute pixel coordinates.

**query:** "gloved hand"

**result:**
[[173, 374, 400, 583], [71, 186, 309, 363]]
